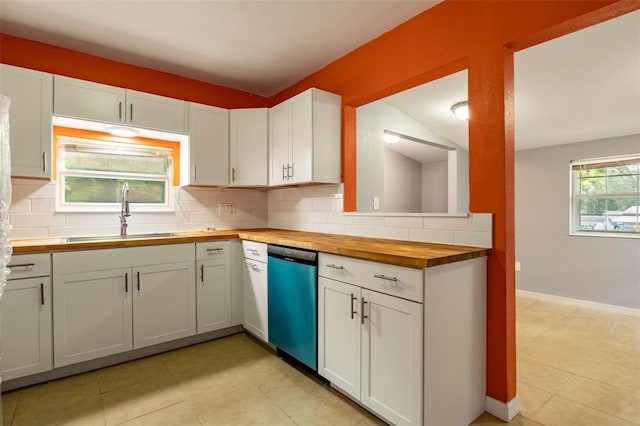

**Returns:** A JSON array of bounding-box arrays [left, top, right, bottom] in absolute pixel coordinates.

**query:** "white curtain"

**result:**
[[0, 94, 12, 299]]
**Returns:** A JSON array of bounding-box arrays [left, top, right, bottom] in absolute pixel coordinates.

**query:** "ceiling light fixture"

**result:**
[[383, 130, 400, 144], [451, 101, 469, 121], [106, 126, 140, 137]]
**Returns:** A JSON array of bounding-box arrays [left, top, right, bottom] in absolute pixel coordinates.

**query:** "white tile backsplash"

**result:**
[[9, 178, 492, 248]]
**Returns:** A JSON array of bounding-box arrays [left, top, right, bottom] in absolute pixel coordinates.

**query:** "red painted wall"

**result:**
[[1, 0, 638, 406], [0, 34, 269, 109]]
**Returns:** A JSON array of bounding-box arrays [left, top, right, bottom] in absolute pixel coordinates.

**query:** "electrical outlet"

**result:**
[[515, 261, 521, 272], [218, 202, 236, 215]]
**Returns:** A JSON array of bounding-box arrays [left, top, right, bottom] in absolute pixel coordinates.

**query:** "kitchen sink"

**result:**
[[63, 232, 184, 243]]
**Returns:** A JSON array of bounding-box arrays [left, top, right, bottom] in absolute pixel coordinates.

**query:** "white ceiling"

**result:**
[[1, 2, 638, 153], [0, 0, 440, 97]]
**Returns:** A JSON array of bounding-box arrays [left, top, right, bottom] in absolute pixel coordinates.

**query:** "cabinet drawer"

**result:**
[[242, 240, 268, 262], [319, 253, 423, 303], [7, 253, 51, 279], [196, 240, 230, 260]]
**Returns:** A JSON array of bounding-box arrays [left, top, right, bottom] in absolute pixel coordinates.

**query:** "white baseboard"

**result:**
[[485, 395, 520, 422], [516, 289, 640, 317]]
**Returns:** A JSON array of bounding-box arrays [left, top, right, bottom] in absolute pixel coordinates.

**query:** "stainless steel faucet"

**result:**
[[119, 182, 131, 236]]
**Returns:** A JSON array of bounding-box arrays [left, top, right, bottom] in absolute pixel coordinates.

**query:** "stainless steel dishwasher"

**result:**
[[267, 244, 318, 371]]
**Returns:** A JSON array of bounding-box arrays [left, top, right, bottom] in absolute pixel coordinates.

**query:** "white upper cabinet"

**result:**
[[0, 64, 53, 178], [229, 108, 268, 186], [188, 102, 229, 186], [54, 75, 186, 133], [269, 88, 341, 186]]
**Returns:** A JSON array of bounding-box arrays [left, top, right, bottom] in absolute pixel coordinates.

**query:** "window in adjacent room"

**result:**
[[54, 127, 180, 212], [570, 154, 639, 236]]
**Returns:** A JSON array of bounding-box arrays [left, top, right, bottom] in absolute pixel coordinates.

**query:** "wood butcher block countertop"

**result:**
[[11, 228, 491, 268]]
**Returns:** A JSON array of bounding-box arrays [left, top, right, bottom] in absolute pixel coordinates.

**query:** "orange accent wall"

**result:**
[[0, 34, 269, 109], [2, 0, 638, 406]]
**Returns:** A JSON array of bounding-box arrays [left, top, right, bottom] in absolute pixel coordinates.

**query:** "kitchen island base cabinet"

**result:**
[[53, 244, 196, 368], [318, 253, 423, 426]]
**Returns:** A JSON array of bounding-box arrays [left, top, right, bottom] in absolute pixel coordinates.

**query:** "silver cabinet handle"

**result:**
[[40, 283, 44, 306], [246, 262, 258, 269], [125, 273, 128, 293], [119, 101, 122, 120], [137, 271, 140, 291], [350, 293, 357, 319], [361, 297, 368, 325], [42, 152, 46, 173], [246, 248, 260, 255], [326, 264, 344, 270], [282, 164, 287, 180], [373, 274, 398, 282], [130, 104, 133, 122], [206, 248, 224, 252], [193, 165, 197, 182], [7, 263, 36, 269], [288, 164, 293, 179], [200, 264, 204, 282]]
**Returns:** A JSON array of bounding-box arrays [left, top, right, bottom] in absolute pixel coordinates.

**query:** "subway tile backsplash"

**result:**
[[9, 180, 492, 248]]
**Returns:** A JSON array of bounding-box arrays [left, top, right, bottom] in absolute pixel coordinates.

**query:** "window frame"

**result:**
[[54, 127, 179, 213], [569, 154, 640, 239]]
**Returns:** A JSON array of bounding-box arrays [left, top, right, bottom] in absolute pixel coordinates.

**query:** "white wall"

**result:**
[[8, 178, 268, 239], [515, 134, 640, 308], [384, 147, 422, 213], [422, 160, 448, 212]]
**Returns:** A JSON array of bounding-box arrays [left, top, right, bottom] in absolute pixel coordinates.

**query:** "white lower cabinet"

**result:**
[[241, 240, 268, 342], [196, 241, 232, 333], [53, 244, 195, 367], [318, 254, 423, 426], [1, 254, 53, 380]]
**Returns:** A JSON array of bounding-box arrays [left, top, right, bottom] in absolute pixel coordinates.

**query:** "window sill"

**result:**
[[569, 231, 639, 239], [56, 205, 174, 214]]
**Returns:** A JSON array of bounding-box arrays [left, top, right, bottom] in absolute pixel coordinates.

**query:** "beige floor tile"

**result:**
[[96, 354, 170, 393], [57, 411, 106, 426], [520, 301, 573, 322], [575, 356, 640, 394], [2, 390, 19, 426], [516, 314, 556, 346], [101, 371, 185, 426], [586, 343, 640, 372], [516, 295, 539, 310], [470, 412, 544, 425], [559, 308, 621, 334], [605, 323, 640, 349], [557, 375, 640, 424], [118, 401, 200, 426], [618, 315, 640, 329], [518, 382, 553, 418], [531, 396, 634, 426], [517, 358, 571, 393], [518, 339, 589, 373], [11, 373, 103, 426]]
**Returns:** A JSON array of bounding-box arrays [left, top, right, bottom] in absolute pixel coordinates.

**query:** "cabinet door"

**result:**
[[1, 277, 52, 380], [54, 75, 125, 124], [318, 277, 361, 399], [361, 289, 423, 426], [133, 261, 196, 348], [289, 89, 313, 184], [188, 102, 229, 186], [229, 108, 268, 186], [196, 258, 231, 333], [53, 268, 132, 367], [268, 100, 290, 185], [242, 259, 268, 342], [0, 64, 53, 178], [125, 89, 186, 133]]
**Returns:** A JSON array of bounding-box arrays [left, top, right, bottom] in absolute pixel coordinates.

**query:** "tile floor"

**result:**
[[2, 292, 639, 426]]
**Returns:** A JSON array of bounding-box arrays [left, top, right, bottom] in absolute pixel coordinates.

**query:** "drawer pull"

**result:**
[[200, 264, 205, 282], [206, 248, 224, 252], [40, 283, 45, 306], [246, 248, 260, 255], [326, 264, 344, 270], [7, 263, 36, 269], [137, 271, 141, 291], [361, 297, 368, 325], [125, 273, 128, 293], [373, 274, 398, 282]]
